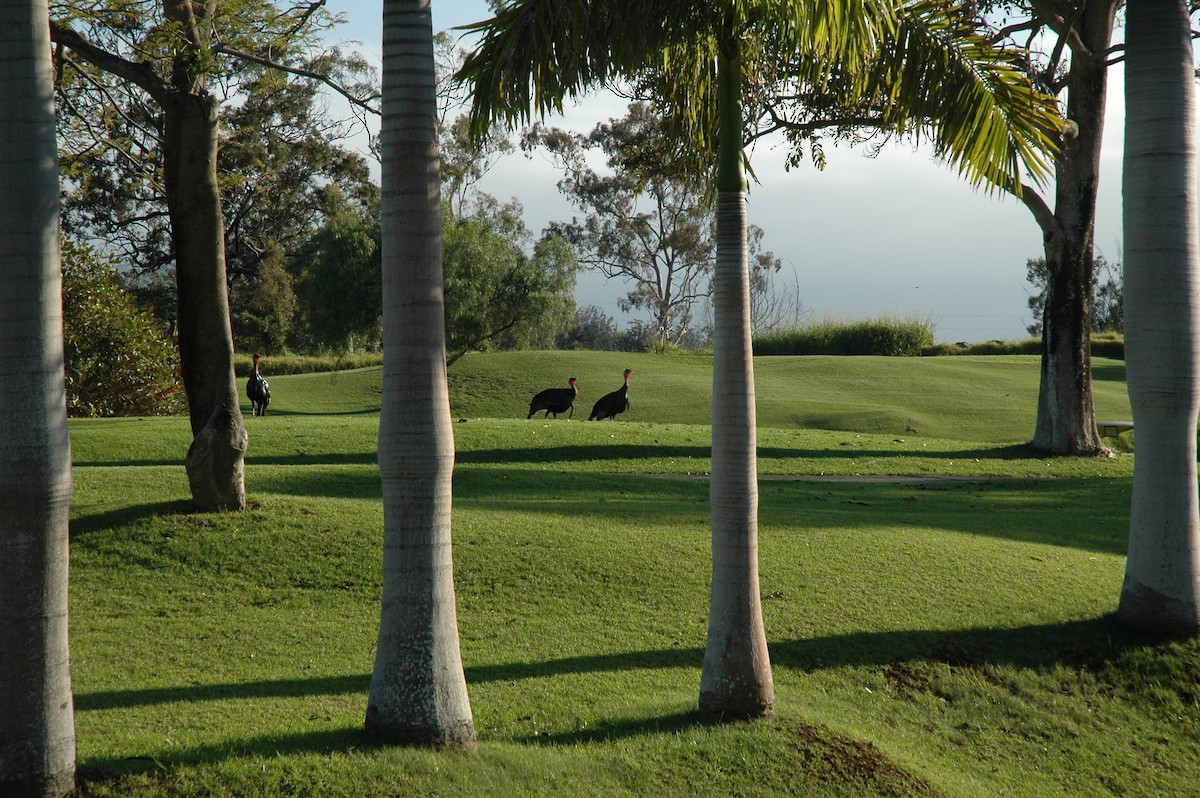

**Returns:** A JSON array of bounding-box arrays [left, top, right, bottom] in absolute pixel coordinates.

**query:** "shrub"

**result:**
[[62, 240, 185, 417], [921, 334, 1124, 358], [233, 352, 384, 377], [754, 316, 936, 356]]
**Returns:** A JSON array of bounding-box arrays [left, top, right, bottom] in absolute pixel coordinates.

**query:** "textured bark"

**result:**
[[365, 0, 476, 747], [53, 1, 248, 511], [1030, 2, 1115, 456], [164, 92, 247, 511], [1118, 0, 1200, 635], [699, 48, 775, 721], [0, 0, 77, 793]]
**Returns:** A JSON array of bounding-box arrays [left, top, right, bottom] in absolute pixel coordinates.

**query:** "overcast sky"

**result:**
[[326, 1, 1132, 343]]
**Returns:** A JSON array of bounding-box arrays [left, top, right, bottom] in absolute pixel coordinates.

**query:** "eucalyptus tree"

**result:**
[[531, 104, 723, 347], [0, 0, 76, 793], [460, 0, 1061, 720], [1118, 0, 1200, 635], [365, 0, 476, 747], [957, 2, 1118, 456], [50, 0, 377, 510]]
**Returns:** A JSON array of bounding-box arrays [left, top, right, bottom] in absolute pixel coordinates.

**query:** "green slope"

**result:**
[[260, 351, 1130, 444]]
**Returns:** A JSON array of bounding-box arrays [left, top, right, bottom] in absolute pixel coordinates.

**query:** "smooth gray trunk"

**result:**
[[366, 0, 476, 747], [0, 0, 77, 793], [1118, 0, 1200, 635], [699, 48, 775, 720]]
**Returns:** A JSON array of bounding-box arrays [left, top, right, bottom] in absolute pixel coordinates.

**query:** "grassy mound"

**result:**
[[64, 352, 1195, 797]]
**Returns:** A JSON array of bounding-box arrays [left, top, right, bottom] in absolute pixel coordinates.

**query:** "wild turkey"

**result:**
[[589, 368, 631, 420], [247, 353, 271, 416], [528, 376, 578, 419]]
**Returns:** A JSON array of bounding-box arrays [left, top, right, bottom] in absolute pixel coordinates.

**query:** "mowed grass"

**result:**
[[66, 353, 1198, 797]]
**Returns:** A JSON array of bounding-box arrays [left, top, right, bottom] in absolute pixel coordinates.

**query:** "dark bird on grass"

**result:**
[[589, 368, 631, 421], [247, 353, 271, 416], [528, 376, 578, 419]]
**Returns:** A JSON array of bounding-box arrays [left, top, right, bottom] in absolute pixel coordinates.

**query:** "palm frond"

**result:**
[[456, 0, 696, 135], [846, 0, 1065, 191]]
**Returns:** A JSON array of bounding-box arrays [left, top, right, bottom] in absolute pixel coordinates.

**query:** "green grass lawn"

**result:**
[[67, 353, 1196, 797]]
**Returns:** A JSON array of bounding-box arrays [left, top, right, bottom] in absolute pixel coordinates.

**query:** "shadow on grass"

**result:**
[[1092, 364, 1128, 383], [70, 500, 196, 540], [239, 407, 381, 417], [456, 442, 1044, 467], [76, 616, 1162, 715], [77, 451, 381, 468], [71, 615, 1183, 782], [77, 725, 383, 783]]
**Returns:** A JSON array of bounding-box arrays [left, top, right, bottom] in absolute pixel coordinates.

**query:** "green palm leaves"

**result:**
[[836, 1, 1063, 190], [458, 0, 1063, 193]]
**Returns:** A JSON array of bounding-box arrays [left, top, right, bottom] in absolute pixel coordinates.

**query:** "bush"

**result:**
[[62, 240, 185, 417], [920, 334, 1124, 358], [233, 352, 384, 377], [754, 316, 936, 356], [1090, 332, 1124, 359]]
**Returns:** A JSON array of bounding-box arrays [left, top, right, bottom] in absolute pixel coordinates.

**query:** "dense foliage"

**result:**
[[61, 240, 184, 417], [1025, 253, 1124, 336], [296, 190, 383, 353], [443, 198, 579, 364]]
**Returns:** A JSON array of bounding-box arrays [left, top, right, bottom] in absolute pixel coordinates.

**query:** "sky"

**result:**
[[324, 1, 1131, 343]]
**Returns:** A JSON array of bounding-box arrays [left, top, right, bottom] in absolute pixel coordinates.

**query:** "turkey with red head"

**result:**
[[589, 369, 631, 420], [528, 376, 578, 419]]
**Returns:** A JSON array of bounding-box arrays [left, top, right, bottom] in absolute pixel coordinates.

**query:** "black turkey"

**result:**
[[247, 353, 271, 416], [589, 368, 630, 420], [528, 376, 578, 419]]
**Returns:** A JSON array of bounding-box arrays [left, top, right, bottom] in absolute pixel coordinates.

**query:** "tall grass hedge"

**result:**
[[233, 352, 383, 377], [755, 319, 1125, 359], [754, 316, 937, 356]]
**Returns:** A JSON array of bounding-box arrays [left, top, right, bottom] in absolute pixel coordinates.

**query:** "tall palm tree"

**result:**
[[1117, 0, 1200, 635], [0, 0, 77, 793], [459, 0, 1062, 719], [365, 0, 476, 747]]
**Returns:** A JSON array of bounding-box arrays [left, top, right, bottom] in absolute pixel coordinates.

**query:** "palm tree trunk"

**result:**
[[366, 0, 476, 747], [1118, 0, 1200, 635], [0, 0, 77, 793], [699, 45, 775, 720]]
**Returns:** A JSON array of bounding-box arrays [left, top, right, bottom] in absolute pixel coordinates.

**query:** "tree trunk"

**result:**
[[0, 1, 77, 793], [163, 93, 248, 512], [1031, 2, 1115, 456], [699, 46, 775, 721], [366, 0, 476, 747], [1117, 0, 1200, 635]]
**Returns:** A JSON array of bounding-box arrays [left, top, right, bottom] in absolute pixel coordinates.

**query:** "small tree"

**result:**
[[62, 239, 185, 417], [298, 193, 383, 353], [442, 198, 578, 364], [529, 104, 715, 347], [1025, 253, 1123, 337], [557, 305, 620, 350]]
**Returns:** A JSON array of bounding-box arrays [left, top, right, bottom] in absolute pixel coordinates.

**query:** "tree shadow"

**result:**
[[69, 614, 1185, 784], [74, 614, 1168, 722], [70, 500, 196, 540], [1091, 364, 1128, 383]]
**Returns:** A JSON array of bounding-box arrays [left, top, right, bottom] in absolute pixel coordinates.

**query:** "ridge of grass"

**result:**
[[239, 351, 1132, 444], [64, 353, 1198, 797]]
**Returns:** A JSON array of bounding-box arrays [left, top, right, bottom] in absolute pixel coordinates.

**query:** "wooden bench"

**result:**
[[1097, 420, 1134, 437]]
